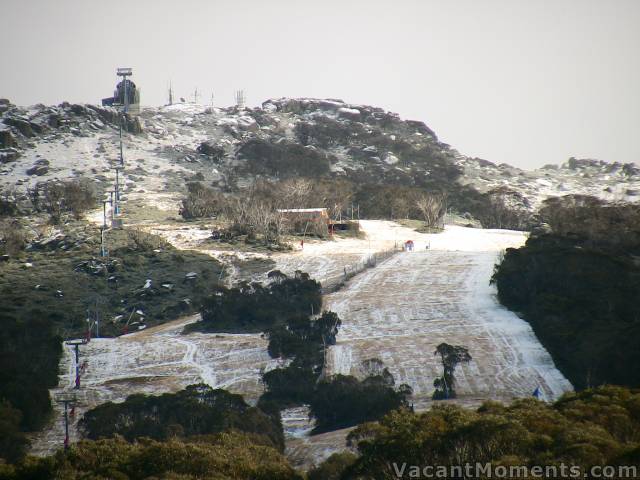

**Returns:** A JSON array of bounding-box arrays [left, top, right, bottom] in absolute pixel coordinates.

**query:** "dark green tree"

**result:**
[[433, 343, 471, 399]]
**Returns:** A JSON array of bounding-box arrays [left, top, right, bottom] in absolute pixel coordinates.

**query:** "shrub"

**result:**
[[63, 178, 97, 219], [238, 139, 331, 178], [196, 273, 322, 333], [294, 117, 366, 148], [307, 452, 357, 480], [0, 193, 18, 217], [29, 178, 97, 223], [79, 384, 285, 451], [180, 182, 228, 219], [0, 220, 26, 256], [4, 432, 301, 479], [0, 313, 63, 433], [344, 386, 640, 478], [0, 401, 29, 463], [310, 373, 412, 432], [127, 228, 170, 251], [196, 141, 225, 161]]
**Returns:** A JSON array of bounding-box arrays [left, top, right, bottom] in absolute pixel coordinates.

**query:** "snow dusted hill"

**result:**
[[29, 220, 572, 468], [0, 96, 618, 466], [1, 97, 638, 223], [326, 222, 571, 407]]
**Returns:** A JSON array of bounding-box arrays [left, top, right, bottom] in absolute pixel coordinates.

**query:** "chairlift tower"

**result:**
[[100, 226, 107, 257], [116, 68, 132, 167], [115, 67, 134, 169], [66, 340, 86, 389], [99, 67, 133, 257], [54, 392, 77, 450], [87, 296, 103, 339], [114, 167, 121, 207]]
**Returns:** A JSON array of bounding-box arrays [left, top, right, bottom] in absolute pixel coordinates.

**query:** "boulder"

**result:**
[[0, 148, 20, 163], [120, 115, 143, 134], [70, 104, 89, 116], [237, 115, 258, 132], [29, 119, 48, 134], [338, 107, 361, 120], [26, 159, 49, 176], [197, 141, 225, 161], [3, 116, 35, 137], [0, 129, 16, 148], [0, 99, 12, 113], [47, 113, 61, 128], [86, 104, 118, 124], [406, 120, 436, 138]]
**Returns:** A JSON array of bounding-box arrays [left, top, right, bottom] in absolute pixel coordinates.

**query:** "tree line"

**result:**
[[314, 385, 640, 479], [493, 195, 640, 389]]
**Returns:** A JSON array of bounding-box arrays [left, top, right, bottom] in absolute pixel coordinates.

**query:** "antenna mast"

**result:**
[[235, 90, 245, 109]]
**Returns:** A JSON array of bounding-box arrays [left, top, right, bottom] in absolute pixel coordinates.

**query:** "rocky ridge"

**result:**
[[0, 96, 637, 225]]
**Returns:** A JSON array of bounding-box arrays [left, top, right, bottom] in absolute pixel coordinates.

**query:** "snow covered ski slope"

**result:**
[[30, 316, 273, 455], [286, 221, 572, 467], [31, 220, 572, 466], [326, 223, 573, 408]]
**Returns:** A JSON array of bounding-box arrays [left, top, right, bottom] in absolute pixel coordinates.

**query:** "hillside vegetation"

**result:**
[[0, 432, 301, 480], [334, 386, 640, 479], [493, 195, 640, 389], [0, 211, 224, 460], [79, 384, 285, 451], [190, 272, 412, 432]]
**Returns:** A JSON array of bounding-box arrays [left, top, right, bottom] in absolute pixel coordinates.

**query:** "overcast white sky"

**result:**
[[1, 0, 638, 169]]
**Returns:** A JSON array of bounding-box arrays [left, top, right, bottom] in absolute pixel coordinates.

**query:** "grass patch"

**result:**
[[396, 218, 443, 233], [0, 220, 224, 339], [121, 198, 180, 224]]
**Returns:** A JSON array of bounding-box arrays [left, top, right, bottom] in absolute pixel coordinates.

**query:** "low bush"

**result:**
[[342, 386, 640, 479], [3, 432, 301, 480], [238, 139, 331, 178], [27, 178, 98, 223], [80, 384, 285, 451], [294, 117, 366, 148], [0, 220, 27, 256], [307, 452, 357, 480], [0, 401, 30, 464], [180, 181, 228, 219], [194, 272, 322, 333], [0, 199, 18, 217], [310, 373, 413, 432]]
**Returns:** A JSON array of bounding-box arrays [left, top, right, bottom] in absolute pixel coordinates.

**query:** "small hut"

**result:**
[[278, 208, 329, 237]]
